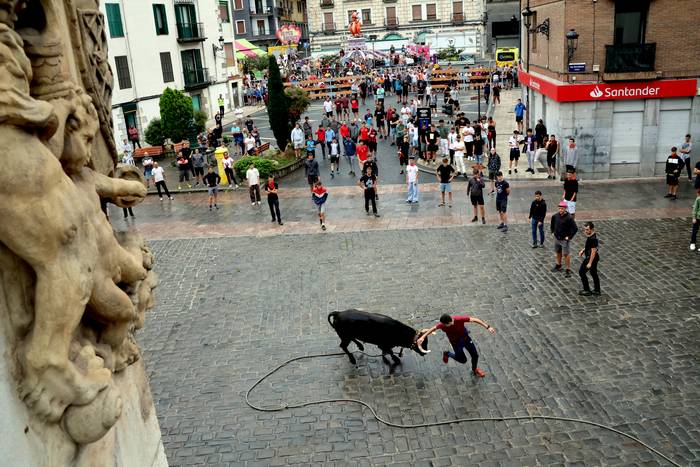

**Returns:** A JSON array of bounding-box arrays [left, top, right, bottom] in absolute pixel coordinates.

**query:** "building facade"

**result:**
[[102, 0, 242, 148], [485, 0, 519, 55], [229, 0, 309, 53], [520, 0, 700, 179], [309, 0, 487, 57]]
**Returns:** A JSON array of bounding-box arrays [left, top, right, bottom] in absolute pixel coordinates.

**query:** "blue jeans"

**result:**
[[448, 333, 479, 371], [407, 181, 419, 202], [531, 218, 544, 245]]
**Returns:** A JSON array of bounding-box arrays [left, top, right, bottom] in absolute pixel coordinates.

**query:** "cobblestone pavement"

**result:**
[[137, 207, 700, 465]]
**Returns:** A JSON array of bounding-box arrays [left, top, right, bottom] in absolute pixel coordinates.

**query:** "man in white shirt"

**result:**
[[400, 105, 411, 124], [323, 97, 334, 117], [508, 130, 522, 174], [151, 162, 173, 200], [121, 138, 133, 164], [447, 128, 458, 165], [406, 157, 419, 203], [291, 123, 305, 158], [244, 132, 257, 155], [246, 164, 261, 206], [463, 124, 475, 160], [453, 134, 467, 176]]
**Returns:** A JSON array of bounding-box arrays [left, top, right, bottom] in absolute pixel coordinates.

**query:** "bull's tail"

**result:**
[[327, 312, 339, 328]]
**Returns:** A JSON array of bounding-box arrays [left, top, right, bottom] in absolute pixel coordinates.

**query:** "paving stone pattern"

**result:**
[[140, 217, 699, 466]]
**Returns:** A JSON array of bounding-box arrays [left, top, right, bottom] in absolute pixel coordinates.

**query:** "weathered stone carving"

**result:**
[[0, 0, 159, 459]]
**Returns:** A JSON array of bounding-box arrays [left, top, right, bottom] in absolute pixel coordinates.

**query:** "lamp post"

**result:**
[[521, 3, 533, 129], [566, 29, 579, 62]]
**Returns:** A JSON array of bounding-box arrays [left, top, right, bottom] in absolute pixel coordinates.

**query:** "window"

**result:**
[[234, 0, 243, 10], [426, 4, 436, 20], [412, 5, 422, 21], [530, 11, 537, 52], [386, 6, 396, 20], [219, 1, 230, 22], [114, 55, 131, 89], [323, 12, 333, 29], [297, 1, 302, 13], [361, 9, 371, 24], [614, 0, 649, 44], [105, 3, 124, 38], [347, 10, 354, 24], [236, 20, 246, 34], [492, 20, 519, 37], [256, 19, 266, 35], [153, 4, 168, 35], [224, 42, 235, 67], [452, 1, 463, 20], [159, 52, 174, 82]]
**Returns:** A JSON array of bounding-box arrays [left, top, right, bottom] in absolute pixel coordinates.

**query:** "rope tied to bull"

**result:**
[[245, 351, 682, 467]]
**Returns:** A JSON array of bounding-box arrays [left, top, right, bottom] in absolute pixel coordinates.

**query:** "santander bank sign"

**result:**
[[519, 68, 696, 103]]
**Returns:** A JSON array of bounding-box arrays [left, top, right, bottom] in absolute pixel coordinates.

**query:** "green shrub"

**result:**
[[234, 156, 277, 180], [144, 118, 165, 146], [160, 88, 193, 143], [193, 110, 208, 133], [266, 56, 290, 151]]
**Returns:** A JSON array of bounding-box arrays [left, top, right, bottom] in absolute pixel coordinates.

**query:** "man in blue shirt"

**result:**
[[514, 99, 526, 133]]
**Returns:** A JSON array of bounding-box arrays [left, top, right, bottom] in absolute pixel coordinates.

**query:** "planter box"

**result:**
[[272, 157, 304, 179]]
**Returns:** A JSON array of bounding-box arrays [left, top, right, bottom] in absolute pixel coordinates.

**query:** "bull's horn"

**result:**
[[418, 341, 430, 353]]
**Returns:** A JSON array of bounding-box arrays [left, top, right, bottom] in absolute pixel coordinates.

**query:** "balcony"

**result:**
[[251, 8, 273, 16], [183, 67, 210, 90], [320, 0, 333, 7], [604, 43, 656, 73], [322, 22, 335, 34], [451, 12, 464, 24], [384, 17, 399, 29], [383, 0, 397, 3], [176, 22, 205, 42]]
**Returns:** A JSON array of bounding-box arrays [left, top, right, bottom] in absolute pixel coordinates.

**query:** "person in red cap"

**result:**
[[550, 200, 578, 277]]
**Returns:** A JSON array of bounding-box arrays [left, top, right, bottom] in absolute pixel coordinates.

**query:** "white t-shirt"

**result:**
[[152, 166, 165, 182], [323, 100, 333, 113], [406, 164, 418, 183], [245, 137, 256, 151], [453, 141, 465, 157], [464, 126, 474, 142], [246, 167, 260, 186], [448, 132, 458, 150], [222, 157, 234, 169], [508, 135, 521, 149]]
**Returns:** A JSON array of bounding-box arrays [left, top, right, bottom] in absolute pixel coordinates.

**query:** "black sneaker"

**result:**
[[539, 243, 545, 248], [564, 269, 572, 278], [278, 221, 284, 225], [508, 170, 512, 175], [532, 243, 538, 248], [482, 218, 486, 224], [664, 193, 673, 198], [552, 264, 562, 272], [578, 290, 592, 296], [514, 168, 518, 173], [471, 216, 478, 222], [592, 290, 601, 296], [496, 223, 504, 229], [374, 213, 381, 218]]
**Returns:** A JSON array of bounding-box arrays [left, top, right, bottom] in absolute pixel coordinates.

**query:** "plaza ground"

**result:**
[[130, 171, 700, 465]]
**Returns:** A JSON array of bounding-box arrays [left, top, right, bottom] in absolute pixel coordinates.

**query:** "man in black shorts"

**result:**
[[304, 153, 319, 190], [665, 146, 683, 200], [495, 172, 510, 232], [374, 104, 386, 139], [467, 169, 486, 224], [487, 147, 501, 194], [425, 124, 440, 164]]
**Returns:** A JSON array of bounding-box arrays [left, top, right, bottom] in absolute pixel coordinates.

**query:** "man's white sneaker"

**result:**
[[251, 202, 255, 206], [691, 243, 697, 251]]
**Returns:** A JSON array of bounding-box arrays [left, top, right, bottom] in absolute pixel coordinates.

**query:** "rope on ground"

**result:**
[[245, 351, 681, 467]]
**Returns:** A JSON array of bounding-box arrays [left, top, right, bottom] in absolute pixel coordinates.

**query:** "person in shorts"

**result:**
[[425, 124, 440, 164], [562, 170, 578, 219], [508, 130, 521, 174], [436, 158, 456, 207], [191, 149, 205, 186], [203, 167, 220, 210], [495, 172, 510, 232], [665, 146, 683, 200], [467, 169, 486, 224], [304, 152, 319, 190], [312, 180, 328, 230], [487, 147, 501, 194], [546, 134, 559, 180], [550, 200, 578, 278]]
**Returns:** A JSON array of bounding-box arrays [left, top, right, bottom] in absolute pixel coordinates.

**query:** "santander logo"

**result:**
[[589, 86, 603, 98]]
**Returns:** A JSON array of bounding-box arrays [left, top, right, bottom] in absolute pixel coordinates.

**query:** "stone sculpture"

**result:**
[[0, 0, 161, 463]]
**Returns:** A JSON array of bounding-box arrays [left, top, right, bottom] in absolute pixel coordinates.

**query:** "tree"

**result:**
[[144, 118, 165, 146], [159, 87, 193, 143], [266, 55, 290, 150], [193, 110, 208, 133], [243, 55, 269, 73], [285, 86, 309, 128]]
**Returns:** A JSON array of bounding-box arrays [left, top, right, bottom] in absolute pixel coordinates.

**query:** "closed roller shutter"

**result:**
[[611, 102, 643, 164], [656, 98, 691, 162]]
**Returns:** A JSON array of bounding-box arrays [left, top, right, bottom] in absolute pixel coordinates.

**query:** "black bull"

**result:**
[[328, 309, 431, 365]]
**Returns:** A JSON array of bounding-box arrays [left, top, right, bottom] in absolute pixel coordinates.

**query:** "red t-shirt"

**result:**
[[360, 127, 369, 141], [340, 125, 350, 138], [436, 316, 471, 344], [316, 129, 326, 142], [357, 144, 369, 161], [351, 99, 359, 110]]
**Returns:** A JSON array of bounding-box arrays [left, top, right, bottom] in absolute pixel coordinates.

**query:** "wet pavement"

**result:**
[[126, 90, 700, 467]]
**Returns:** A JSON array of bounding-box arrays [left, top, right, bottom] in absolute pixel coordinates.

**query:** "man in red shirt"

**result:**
[[316, 125, 327, 160], [359, 123, 369, 145], [339, 122, 351, 144], [418, 313, 496, 377], [356, 140, 369, 172]]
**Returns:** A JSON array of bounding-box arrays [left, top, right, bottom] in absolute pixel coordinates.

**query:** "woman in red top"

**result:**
[[351, 96, 360, 119], [315, 126, 327, 159], [418, 313, 496, 378], [367, 127, 378, 156]]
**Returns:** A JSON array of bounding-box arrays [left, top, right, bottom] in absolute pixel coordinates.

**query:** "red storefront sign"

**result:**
[[519, 68, 697, 102]]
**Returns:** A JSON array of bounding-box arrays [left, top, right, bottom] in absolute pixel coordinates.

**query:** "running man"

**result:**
[[417, 313, 496, 378]]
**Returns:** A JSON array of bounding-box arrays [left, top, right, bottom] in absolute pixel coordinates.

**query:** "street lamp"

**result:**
[[521, 5, 534, 130], [212, 35, 225, 55], [566, 29, 579, 62]]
